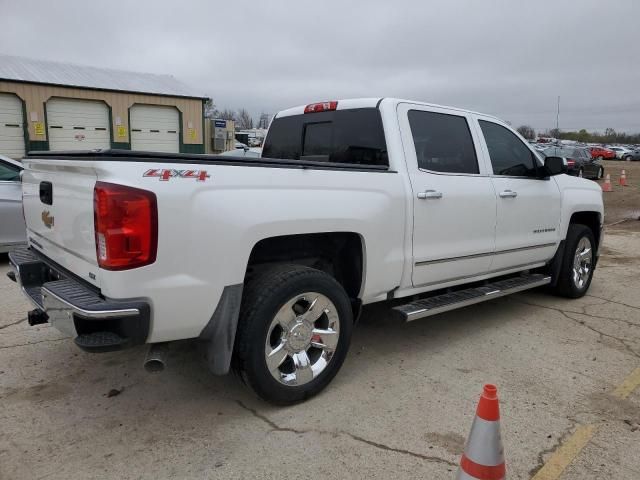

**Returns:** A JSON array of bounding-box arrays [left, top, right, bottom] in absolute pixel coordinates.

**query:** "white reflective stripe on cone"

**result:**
[[456, 469, 505, 480], [463, 416, 505, 467]]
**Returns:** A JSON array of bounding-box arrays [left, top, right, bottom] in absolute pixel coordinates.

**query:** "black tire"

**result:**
[[597, 167, 604, 180], [552, 224, 596, 298], [233, 264, 353, 405], [578, 168, 584, 178]]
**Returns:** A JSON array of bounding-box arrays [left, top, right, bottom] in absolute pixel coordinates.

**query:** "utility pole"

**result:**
[[556, 95, 560, 135]]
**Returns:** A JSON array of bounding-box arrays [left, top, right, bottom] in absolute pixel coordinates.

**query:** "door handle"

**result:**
[[417, 190, 443, 200], [499, 190, 518, 198]]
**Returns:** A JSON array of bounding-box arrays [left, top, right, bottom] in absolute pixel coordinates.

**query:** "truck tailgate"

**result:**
[[22, 158, 101, 287]]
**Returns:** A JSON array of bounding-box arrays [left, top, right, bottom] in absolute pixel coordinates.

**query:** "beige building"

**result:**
[[0, 54, 207, 158]]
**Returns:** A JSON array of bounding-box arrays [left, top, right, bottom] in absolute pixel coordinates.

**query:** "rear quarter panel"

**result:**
[[94, 161, 407, 342]]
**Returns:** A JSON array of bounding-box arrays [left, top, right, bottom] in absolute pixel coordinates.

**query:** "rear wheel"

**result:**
[[234, 264, 353, 405], [551, 224, 596, 298], [597, 166, 604, 179], [578, 168, 584, 178]]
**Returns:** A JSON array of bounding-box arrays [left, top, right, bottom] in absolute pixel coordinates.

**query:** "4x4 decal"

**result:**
[[143, 169, 210, 182]]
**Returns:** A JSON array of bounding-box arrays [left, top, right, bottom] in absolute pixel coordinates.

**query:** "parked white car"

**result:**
[[608, 146, 633, 160], [0, 154, 26, 253], [8, 98, 603, 404]]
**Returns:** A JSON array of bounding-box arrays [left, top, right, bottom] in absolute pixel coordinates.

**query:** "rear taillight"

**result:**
[[93, 182, 158, 270], [567, 159, 576, 167], [304, 101, 338, 114]]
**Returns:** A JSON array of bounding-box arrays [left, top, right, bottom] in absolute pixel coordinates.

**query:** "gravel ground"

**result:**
[[1, 229, 639, 479], [597, 159, 640, 229]]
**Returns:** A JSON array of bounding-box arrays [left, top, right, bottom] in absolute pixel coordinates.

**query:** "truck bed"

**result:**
[[28, 149, 392, 172]]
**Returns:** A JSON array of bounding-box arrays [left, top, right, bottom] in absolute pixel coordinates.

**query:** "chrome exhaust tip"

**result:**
[[144, 342, 169, 373]]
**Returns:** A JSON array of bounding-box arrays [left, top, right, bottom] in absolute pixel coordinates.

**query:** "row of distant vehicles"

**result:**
[[534, 142, 640, 161], [532, 143, 640, 181]]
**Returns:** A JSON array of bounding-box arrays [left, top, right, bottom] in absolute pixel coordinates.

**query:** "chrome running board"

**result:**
[[393, 274, 551, 322]]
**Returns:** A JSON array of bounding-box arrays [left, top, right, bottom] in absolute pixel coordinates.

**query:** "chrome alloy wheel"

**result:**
[[573, 237, 593, 289], [265, 292, 340, 386]]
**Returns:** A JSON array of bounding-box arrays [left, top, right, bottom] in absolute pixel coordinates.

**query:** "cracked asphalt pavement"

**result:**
[[1, 229, 640, 479]]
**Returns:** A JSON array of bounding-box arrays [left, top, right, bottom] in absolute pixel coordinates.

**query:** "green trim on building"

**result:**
[[38, 101, 51, 151], [106, 103, 130, 149], [28, 141, 49, 151], [178, 110, 184, 153], [18, 95, 30, 154], [107, 104, 117, 149], [175, 102, 205, 154], [181, 143, 205, 154]]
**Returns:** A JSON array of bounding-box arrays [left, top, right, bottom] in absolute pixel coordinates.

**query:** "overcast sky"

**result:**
[[1, 0, 639, 133]]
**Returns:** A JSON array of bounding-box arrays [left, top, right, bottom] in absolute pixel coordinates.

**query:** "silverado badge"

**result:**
[[41, 210, 54, 229]]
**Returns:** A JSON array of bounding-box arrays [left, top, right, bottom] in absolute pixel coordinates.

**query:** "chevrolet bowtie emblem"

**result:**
[[41, 210, 54, 229]]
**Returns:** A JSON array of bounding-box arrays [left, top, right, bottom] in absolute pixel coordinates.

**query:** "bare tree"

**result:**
[[604, 128, 616, 143], [548, 128, 561, 139], [236, 109, 254, 129], [257, 112, 271, 129], [203, 98, 219, 119], [516, 125, 536, 140], [219, 109, 237, 121]]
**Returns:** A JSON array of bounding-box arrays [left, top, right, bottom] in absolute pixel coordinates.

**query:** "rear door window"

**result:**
[[407, 110, 479, 174], [262, 108, 388, 166]]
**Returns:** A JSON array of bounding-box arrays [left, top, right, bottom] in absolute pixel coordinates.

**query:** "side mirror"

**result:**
[[543, 156, 567, 176]]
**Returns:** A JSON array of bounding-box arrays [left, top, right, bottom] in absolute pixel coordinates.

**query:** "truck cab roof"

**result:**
[[275, 97, 496, 121]]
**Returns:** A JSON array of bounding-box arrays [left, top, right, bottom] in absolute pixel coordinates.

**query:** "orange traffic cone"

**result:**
[[602, 174, 613, 192], [456, 384, 505, 480], [619, 170, 627, 186]]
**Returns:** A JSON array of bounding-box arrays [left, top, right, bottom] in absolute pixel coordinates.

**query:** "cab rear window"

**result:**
[[262, 108, 388, 166]]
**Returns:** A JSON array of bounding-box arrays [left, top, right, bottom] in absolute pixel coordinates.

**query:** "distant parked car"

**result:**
[[543, 147, 604, 179], [589, 146, 616, 160], [623, 148, 640, 161], [533, 144, 551, 152], [608, 146, 633, 160], [0, 154, 26, 253]]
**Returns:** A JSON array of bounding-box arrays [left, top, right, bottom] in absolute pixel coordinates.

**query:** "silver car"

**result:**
[[0, 154, 26, 253]]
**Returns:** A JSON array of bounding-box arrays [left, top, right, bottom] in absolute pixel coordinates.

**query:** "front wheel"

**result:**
[[233, 265, 353, 405], [551, 224, 596, 298]]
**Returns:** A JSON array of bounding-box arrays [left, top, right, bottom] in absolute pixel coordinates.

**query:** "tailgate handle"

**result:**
[[40, 181, 53, 205]]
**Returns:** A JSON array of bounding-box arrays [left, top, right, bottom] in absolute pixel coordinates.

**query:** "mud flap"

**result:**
[[198, 284, 243, 375]]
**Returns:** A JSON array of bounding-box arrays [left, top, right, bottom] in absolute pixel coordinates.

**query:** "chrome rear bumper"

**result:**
[[8, 248, 150, 352]]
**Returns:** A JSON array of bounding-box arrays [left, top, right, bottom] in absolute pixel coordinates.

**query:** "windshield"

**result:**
[[262, 108, 388, 166]]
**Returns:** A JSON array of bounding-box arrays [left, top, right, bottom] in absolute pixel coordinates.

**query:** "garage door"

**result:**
[[130, 105, 179, 153], [47, 98, 110, 151], [0, 94, 26, 159]]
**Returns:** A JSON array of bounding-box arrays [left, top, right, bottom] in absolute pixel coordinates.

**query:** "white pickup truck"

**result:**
[[8, 98, 603, 404]]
